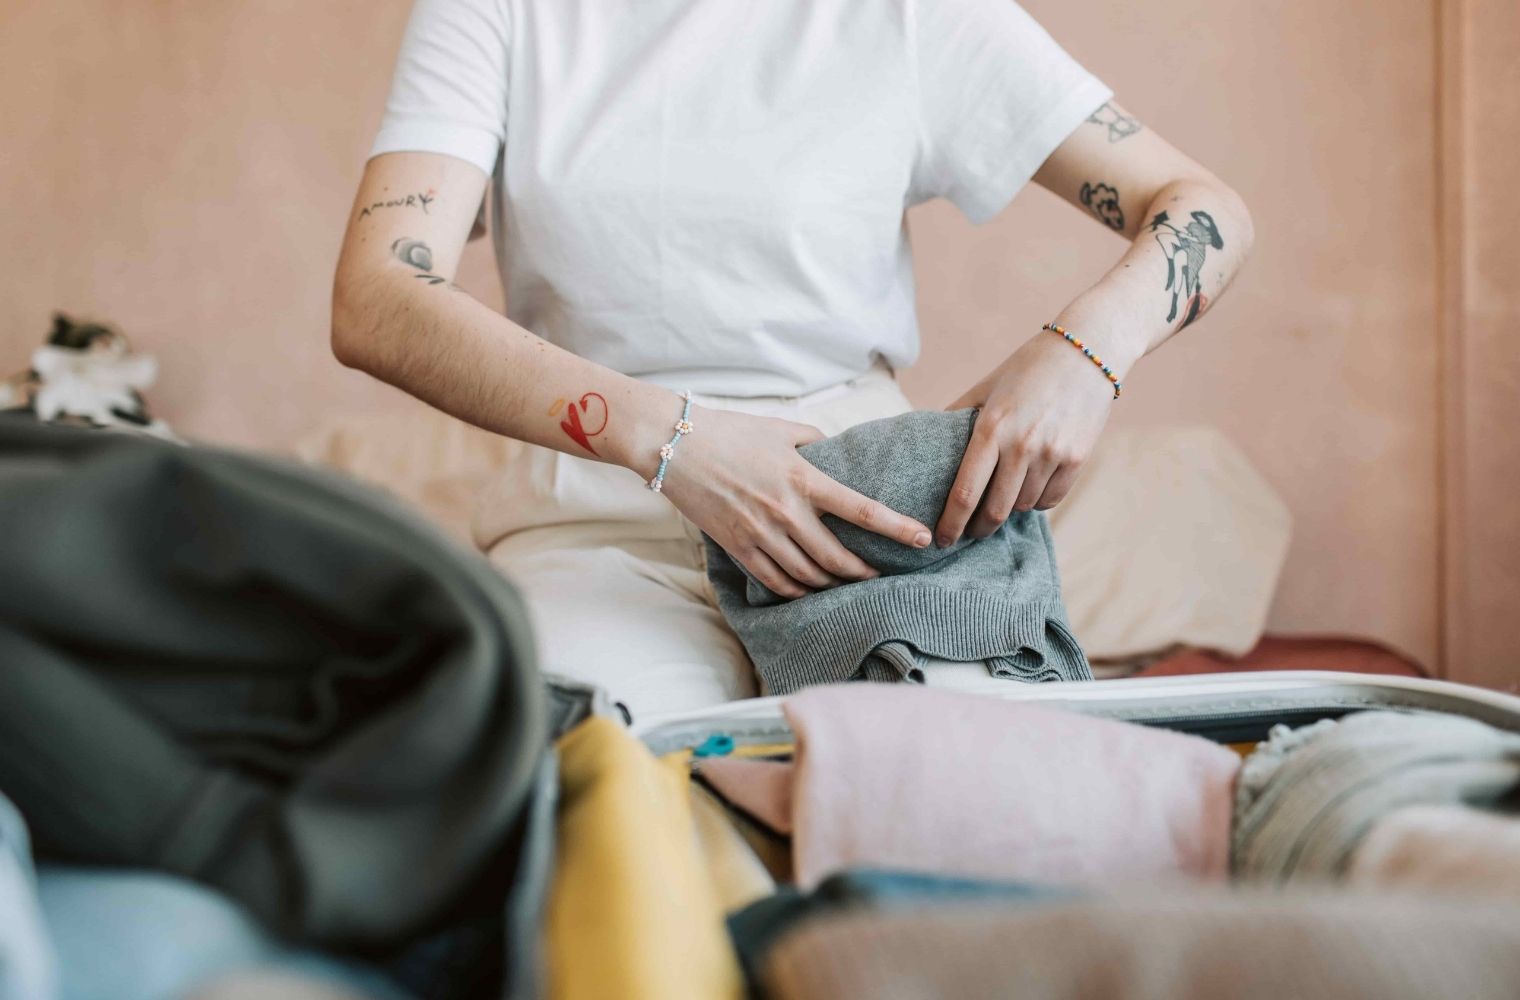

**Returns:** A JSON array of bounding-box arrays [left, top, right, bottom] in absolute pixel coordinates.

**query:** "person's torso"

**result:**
[[490, 0, 925, 396]]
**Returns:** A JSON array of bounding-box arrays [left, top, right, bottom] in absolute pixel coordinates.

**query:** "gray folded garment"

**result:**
[[702, 408, 1092, 696], [1231, 709, 1520, 882]]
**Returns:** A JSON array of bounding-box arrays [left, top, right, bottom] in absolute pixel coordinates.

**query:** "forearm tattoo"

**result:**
[[553, 393, 609, 456], [1147, 210, 1224, 328], [1086, 102, 1142, 143], [358, 190, 436, 219], [390, 238, 460, 289], [1079, 182, 1125, 231]]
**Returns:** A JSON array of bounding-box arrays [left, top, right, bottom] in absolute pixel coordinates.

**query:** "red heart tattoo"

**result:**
[[560, 392, 608, 455]]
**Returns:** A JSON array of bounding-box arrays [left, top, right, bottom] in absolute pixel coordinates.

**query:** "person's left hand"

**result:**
[[933, 330, 1128, 546]]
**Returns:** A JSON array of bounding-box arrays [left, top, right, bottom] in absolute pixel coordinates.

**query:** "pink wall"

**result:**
[[902, 0, 1443, 673], [3, 1, 1512, 681], [1437, 0, 1520, 691]]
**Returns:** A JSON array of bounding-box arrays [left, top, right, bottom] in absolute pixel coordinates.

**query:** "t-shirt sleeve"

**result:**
[[368, 0, 511, 177], [908, 0, 1113, 225]]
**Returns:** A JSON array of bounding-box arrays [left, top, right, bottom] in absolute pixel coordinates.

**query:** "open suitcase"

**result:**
[[633, 668, 1520, 753], [539, 669, 1520, 1000]]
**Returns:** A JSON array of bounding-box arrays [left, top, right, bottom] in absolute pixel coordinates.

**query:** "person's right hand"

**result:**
[[658, 405, 934, 599]]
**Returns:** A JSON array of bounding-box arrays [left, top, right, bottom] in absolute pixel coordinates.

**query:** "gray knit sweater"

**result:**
[[703, 408, 1092, 696]]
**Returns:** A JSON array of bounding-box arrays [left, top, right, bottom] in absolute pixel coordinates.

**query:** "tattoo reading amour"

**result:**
[[1086, 102, 1142, 143], [359, 190, 436, 219], [1147, 210, 1224, 329]]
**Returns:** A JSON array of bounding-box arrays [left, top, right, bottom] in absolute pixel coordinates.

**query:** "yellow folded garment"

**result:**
[[547, 717, 743, 1000], [686, 777, 777, 912]]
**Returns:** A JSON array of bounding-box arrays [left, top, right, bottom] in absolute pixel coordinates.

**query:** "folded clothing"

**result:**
[[697, 683, 1241, 890], [1347, 804, 1520, 897], [758, 888, 1520, 1000], [1231, 709, 1520, 882], [702, 408, 1091, 696], [547, 717, 742, 1000], [728, 870, 1078, 994]]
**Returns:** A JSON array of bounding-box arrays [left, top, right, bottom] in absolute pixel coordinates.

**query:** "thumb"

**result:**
[[785, 420, 827, 447], [946, 384, 986, 411]]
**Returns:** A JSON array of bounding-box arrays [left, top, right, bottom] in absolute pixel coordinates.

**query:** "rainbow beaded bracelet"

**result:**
[[1043, 322, 1123, 399], [647, 390, 694, 493]]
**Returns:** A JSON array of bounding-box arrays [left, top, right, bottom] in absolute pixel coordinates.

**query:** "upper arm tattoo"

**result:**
[[1086, 102, 1143, 143], [390, 238, 463, 290], [392, 238, 434, 271], [1147, 210, 1224, 328], [1079, 182, 1125, 231], [358, 189, 436, 220]]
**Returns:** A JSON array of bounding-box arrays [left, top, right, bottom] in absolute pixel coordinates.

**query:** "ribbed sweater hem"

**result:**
[[758, 586, 1092, 696]]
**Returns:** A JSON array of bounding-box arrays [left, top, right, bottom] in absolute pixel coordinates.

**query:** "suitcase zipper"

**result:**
[[1129, 706, 1359, 744]]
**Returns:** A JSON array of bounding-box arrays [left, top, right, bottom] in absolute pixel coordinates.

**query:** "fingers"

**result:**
[[1017, 443, 1085, 512], [789, 517, 881, 583], [932, 425, 1000, 547], [971, 451, 1083, 536], [1011, 458, 1055, 514], [966, 456, 1035, 539], [765, 534, 845, 591], [1034, 462, 1082, 511], [811, 473, 933, 549], [738, 546, 812, 601]]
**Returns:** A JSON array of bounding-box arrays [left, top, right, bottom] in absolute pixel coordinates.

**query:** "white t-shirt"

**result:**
[[370, 0, 1111, 397]]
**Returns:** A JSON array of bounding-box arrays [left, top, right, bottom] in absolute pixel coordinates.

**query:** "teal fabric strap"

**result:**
[[647, 390, 694, 493]]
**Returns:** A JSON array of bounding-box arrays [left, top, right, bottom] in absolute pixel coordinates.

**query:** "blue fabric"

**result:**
[[36, 867, 414, 1000], [0, 793, 57, 1000]]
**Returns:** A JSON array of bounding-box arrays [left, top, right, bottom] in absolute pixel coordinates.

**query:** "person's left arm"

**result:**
[[933, 100, 1254, 546]]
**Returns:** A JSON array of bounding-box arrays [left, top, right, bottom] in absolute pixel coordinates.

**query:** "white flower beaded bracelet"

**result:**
[[647, 390, 694, 493]]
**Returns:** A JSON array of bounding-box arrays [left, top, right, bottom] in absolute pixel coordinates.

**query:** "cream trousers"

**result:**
[[474, 361, 913, 722]]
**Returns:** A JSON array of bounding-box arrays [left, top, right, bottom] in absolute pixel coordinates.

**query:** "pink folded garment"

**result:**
[[698, 684, 1241, 889]]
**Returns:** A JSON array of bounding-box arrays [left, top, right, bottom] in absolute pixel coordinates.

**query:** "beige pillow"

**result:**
[[1047, 424, 1291, 662], [291, 403, 511, 547]]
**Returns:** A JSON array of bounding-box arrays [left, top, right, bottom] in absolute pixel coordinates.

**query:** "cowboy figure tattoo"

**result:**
[[1147, 209, 1224, 328]]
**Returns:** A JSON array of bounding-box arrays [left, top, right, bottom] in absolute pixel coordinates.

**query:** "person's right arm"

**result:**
[[331, 151, 933, 598]]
